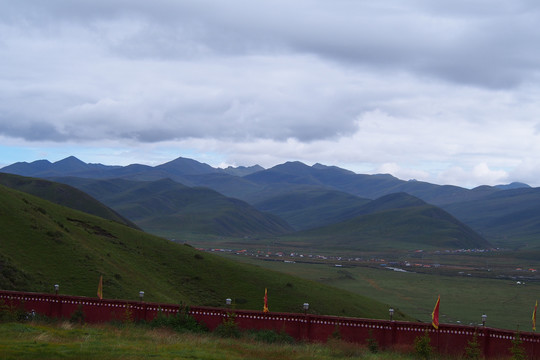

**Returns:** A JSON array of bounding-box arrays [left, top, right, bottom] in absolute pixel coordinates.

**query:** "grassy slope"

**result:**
[[278, 204, 490, 251], [0, 173, 138, 229], [55, 177, 294, 238], [0, 184, 396, 320], [442, 188, 540, 249], [253, 188, 371, 230]]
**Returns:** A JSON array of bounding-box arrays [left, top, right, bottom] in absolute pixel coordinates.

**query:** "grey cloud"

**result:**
[[1, 0, 539, 147], [0, 117, 67, 142], [4, 0, 540, 89]]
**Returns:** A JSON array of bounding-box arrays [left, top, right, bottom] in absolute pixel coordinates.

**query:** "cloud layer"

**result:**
[[2, 0, 540, 187]]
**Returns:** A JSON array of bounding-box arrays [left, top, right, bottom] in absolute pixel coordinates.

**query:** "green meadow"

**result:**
[[219, 254, 540, 331]]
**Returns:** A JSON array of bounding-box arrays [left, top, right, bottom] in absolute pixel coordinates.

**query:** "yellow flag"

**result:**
[[97, 275, 103, 300], [533, 300, 538, 331], [263, 288, 269, 313]]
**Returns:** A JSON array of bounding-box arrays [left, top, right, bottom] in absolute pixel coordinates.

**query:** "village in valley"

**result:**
[[201, 246, 539, 282]]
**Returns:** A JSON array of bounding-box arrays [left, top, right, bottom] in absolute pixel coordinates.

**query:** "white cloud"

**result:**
[[375, 163, 431, 182], [472, 163, 509, 185], [437, 164, 508, 188]]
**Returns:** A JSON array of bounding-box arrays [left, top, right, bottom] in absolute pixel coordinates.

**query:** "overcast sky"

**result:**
[[1, 1, 540, 188]]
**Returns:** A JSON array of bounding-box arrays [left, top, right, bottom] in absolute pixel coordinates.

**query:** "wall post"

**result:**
[[391, 320, 397, 349], [483, 326, 490, 358]]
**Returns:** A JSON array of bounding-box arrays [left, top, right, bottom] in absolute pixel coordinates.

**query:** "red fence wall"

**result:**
[[1, 290, 538, 359]]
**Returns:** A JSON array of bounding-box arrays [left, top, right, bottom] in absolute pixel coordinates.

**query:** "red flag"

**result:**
[[97, 275, 103, 300], [263, 288, 269, 313], [432, 295, 440, 329], [533, 300, 538, 331]]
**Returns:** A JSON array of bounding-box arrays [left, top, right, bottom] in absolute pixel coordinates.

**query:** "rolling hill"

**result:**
[[277, 193, 491, 251], [0, 173, 138, 229], [253, 187, 371, 230], [54, 176, 490, 251], [441, 187, 540, 249], [51, 177, 294, 238], [0, 183, 398, 319]]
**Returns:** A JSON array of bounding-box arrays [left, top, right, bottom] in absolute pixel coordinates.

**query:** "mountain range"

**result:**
[[2, 156, 539, 250]]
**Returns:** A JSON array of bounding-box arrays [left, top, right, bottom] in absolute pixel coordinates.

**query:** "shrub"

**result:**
[[149, 306, 206, 333], [464, 331, 482, 360], [122, 305, 134, 324], [70, 304, 86, 325], [330, 325, 342, 340], [366, 329, 379, 353], [0, 299, 17, 322], [509, 331, 527, 360], [414, 329, 433, 360], [0, 299, 28, 323], [214, 313, 240, 338]]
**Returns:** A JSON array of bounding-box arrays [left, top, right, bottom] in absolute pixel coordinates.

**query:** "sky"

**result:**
[[1, 1, 540, 188]]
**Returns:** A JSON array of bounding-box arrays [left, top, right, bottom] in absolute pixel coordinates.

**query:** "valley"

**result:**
[[1, 156, 539, 332], [215, 248, 540, 330]]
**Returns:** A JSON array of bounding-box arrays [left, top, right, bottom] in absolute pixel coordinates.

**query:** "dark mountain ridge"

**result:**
[[3, 156, 530, 206], [2, 156, 536, 248]]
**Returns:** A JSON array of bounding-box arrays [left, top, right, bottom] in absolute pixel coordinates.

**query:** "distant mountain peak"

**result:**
[[52, 156, 90, 172], [495, 182, 531, 190], [155, 156, 216, 175], [271, 161, 311, 171], [55, 155, 86, 165], [220, 164, 264, 177], [0, 159, 53, 177], [312, 163, 355, 174], [281, 160, 308, 166]]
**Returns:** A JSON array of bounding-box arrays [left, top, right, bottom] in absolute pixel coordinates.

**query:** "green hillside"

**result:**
[[354, 192, 426, 214], [0, 172, 138, 229], [0, 184, 398, 320], [54, 177, 294, 238], [253, 188, 371, 230], [442, 188, 540, 249], [278, 203, 491, 251]]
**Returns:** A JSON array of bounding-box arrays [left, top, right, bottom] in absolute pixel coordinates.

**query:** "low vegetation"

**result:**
[[0, 319, 469, 360]]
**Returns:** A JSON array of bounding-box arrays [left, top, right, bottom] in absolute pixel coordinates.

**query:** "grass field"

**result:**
[[0, 321, 461, 360], [217, 253, 540, 331]]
